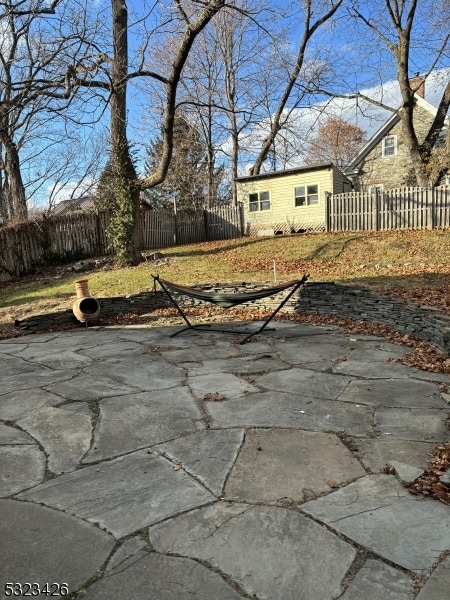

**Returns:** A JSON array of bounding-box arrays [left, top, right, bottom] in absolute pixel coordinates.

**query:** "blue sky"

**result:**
[[34, 0, 450, 206]]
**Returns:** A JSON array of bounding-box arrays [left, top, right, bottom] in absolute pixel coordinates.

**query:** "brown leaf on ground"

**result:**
[[381, 464, 395, 474], [203, 392, 225, 401], [327, 480, 340, 489], [409, 442, 450, 505]]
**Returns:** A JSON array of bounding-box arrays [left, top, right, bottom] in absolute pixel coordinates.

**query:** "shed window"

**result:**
[[249, 191, 270, 212], [382, 135, 397, 157], [368, 183, 384, 194], [295, 185, 318, 207]]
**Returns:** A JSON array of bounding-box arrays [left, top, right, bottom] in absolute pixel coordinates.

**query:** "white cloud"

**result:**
[[237, 68, 450, 172]]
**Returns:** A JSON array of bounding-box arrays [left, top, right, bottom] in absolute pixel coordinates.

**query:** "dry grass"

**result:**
[[1, 229, 450, 348]]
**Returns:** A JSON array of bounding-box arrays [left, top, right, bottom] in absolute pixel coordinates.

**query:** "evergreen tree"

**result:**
[[94, 160, 115, 211], [144, 114, 218, 209]]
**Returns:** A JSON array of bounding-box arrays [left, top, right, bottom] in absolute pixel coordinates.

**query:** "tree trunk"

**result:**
[[110, 0, 141, 265], [139, 0, 225, 192], [2, 135, 28, 222], [206, 102, 215, 208]]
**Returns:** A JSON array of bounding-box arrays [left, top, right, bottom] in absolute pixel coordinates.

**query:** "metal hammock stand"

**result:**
[[152, 273, 309, 344]]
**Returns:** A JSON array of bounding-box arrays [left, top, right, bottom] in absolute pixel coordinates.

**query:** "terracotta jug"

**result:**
[[72, 279, 100, 323]]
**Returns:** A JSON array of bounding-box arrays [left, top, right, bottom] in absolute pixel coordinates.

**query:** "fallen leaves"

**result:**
[[409, 442, 450, 505], [203, 392, 225, 402], [327, 480, 340, 489]]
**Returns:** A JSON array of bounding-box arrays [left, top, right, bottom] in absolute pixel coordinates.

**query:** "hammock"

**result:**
[[152, 273, 309, 344]]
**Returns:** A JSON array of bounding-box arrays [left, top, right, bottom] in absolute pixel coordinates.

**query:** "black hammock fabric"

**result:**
[[153, 275, 308, 309]]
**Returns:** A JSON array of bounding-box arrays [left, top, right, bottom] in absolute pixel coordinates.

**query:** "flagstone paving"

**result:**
[[1, 321, 450, 599]]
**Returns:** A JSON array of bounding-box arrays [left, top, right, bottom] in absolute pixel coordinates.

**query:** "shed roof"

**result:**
[[236, 162, 345, 183]]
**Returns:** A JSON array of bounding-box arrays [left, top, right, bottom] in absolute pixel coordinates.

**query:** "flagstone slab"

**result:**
[[85, 388, 205, 462], [45, 372, 141, 401], [0, 388, 66, 421], [341, 559, 414, 600], [56, 330, 133, 349], [149, 502, 357, 600], [270, 329, 347, 344], [14, 347, 94, 369], [206, 391, 372, 436], [156, 429, 244, 496], [376, 407, 449, 442], [106, 536, 148, 572], [346, 343, 410, 360], [187, 372, 258, 400], [256, 367, 353, 400], [82, 553, 244, 600], [348, 438, 436, 472], [0, 446, 45, 497], [119, 327, 216, 346], [160, 344, 241, 364], [24, 330, 108, 349], [62, 401, 92, 417], [79, 340, 146, 359], [337, 378, 443, 408], [84, 355, 185, 391], [225, 429, 365, 503], [19, 407, 92, 474], [0, 499, 115, 598], [388, 460, 424, 485], [0, 341, 28, 354], [272, 340, 348, 367], [18, 450, 215, 538], [266, 323, 340, 339], [0, 353, 49, 377], [332, 357, 416, 378], [404, 369, 450, 383], [0, 369, 78, 394], [185, 354, 287, 376], [302, 474, 450, 573], [0, 423, 36, 445], [416, 555, 450, 600], [234, 338, 277, 354]]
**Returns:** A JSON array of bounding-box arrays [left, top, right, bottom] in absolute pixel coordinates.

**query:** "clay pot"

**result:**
[[73, 279, 100, 323]]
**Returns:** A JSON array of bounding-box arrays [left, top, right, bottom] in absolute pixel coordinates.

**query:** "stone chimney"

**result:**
[[409, 75, 425, 99]]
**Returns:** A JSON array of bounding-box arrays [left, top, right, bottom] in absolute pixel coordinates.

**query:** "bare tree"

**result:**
[[0, 0, 105, 223], [140, 21, 228, 208], [305, 117, 367, 168], [181, 29, 225, 208], [69, 0, 229, 264], [212, 2, 278, 203], [249, 0, 345, 175], [347, 0, 450, 186]]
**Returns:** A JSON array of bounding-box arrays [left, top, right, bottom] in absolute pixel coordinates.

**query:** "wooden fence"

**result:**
[[140, 205, 244, 248], [327, 185, 450, 232], [0, 205, 244, 277]]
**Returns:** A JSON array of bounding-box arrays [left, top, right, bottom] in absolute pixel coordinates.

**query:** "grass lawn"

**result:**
[[1, 229, 450, 349]]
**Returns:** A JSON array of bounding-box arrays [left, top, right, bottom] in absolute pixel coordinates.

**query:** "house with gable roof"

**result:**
[[343, 78, 449, 191]]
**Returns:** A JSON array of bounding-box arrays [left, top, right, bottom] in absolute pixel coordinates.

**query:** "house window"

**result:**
[[382, 135, 397, 157], [294, 185, 319, 207], [368, 183, 384, 194], [249, 191, 270, 212]]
